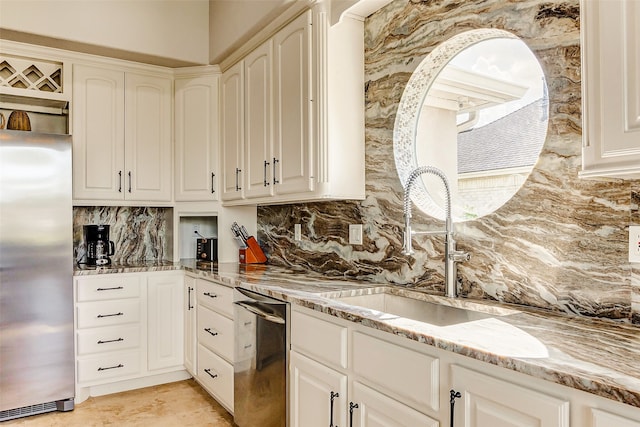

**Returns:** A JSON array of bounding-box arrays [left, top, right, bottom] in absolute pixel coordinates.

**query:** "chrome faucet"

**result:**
[[402, 166, 470, 298]]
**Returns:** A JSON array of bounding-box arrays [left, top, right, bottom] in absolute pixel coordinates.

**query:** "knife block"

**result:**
[[239, 237, 267, 264]]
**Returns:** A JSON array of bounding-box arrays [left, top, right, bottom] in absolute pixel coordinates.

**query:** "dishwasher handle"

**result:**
[[235, 300, 285, 324]]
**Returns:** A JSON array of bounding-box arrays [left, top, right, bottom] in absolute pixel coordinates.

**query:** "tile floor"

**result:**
[[3, 380, 235, 426]]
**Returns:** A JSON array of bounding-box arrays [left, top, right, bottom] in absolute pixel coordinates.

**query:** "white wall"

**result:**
[[0, 0, 209, 66], [208, 0, 292, 64]]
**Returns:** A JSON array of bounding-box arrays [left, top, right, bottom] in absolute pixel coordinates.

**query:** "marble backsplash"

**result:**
[[257, 0, 640, 324], [73, 206, 172, 264]]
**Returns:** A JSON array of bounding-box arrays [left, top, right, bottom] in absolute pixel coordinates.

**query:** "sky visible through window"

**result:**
[[450, 38, 545, 128]]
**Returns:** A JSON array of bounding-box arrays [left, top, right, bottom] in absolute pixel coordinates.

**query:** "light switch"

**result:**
[[629, 225, 640, 262], [349, 224, 363, 245]]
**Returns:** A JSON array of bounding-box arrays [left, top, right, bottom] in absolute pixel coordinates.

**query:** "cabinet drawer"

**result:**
[[197, 279, 233, 317], [353, 331, 439, 413], [77, 350, 141, 384], [351, 381, 439, 427], [76, 299, 140, 329], [291, 309, 347, 369], [76, 275, 141, 302], [76, 325, 140, 356], [451, 364, 569, 426], [197, 344, 234, 412], [197, 304, 234, 362]]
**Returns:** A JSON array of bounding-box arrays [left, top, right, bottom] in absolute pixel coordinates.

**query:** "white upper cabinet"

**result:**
[[72, 65, 125, 200], [124, 72, 172, 201], [220, 5, 365, 205], [244, 40, 274, 199], [580, 0, 640, 179], [73, 63, 172, 203], [221, 61, 245, 201], [174, 70, 220, 201], [272, 10, 313, 196]]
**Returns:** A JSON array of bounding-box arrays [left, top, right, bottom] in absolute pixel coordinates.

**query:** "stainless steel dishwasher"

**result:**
[[234, 287, 289, 427]]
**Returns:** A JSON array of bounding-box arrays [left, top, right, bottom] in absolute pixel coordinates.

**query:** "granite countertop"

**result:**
[[74, 259, 182, 275], [75, 260, 640, 408]]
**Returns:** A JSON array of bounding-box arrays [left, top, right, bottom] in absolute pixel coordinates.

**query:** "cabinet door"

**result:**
[[581, 0, 640, 178], [272, 10, 313, 196], [221, 61, 245, 201], [147, 274, 184, 371], [244, 41, 274, 199], [72, 64, 125, 200], [350, 381, 438, 427], [124, 72, 172, 201], [290, 350, 347, 427], [183, 276, 197, 375], [451, 365, 569, 427], [592, 408, 640, 427], [175, 74, 219, 201]]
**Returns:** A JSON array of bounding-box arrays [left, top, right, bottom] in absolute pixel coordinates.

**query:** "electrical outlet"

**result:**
[[294, 224, 302, 241], [630, 225, 640, 262], [349, 224, 363, 245]]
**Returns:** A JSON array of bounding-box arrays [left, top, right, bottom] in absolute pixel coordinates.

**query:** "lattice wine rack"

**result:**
[[0, 55, 63, 94]]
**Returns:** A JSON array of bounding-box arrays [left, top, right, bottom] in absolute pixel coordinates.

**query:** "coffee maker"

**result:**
[[83, 224, 115, 266]]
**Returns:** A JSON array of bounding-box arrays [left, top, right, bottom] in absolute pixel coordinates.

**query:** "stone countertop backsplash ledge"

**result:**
[[75, 260, 640, 409]]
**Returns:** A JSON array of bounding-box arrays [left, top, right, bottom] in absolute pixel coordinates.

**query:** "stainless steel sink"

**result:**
[[334, 291, 503, 327]]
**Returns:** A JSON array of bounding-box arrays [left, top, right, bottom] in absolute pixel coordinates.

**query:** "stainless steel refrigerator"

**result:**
[[0, 130, 75, 421]]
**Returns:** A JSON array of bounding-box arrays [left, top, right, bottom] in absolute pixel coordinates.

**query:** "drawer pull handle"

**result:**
[[204, 368, 218, 379], [263, 160, 270, 187], [349, 402, 359, 427], [204, 328, 218, 337], [98, 363, 124, 371], [243, 321, 252, 326], [188, 287, 194, 310], [96, 286, 124, 291], [272, 157, 279, 185], [235, 168, 242, 191], [450, 389, 461, 427], [244, 344, 252, 349], [97, 312, 124, 318], [204, 292, 217, 299], [330, 391, 339, 427], [97, 338, 124, 344]]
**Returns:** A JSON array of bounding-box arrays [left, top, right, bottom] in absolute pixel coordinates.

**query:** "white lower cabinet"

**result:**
[[290, 307, 439, 427], [293, 306, 640, 427], [351, 381, 439, 427], [290, 350, 348, 427], [194, 278, 235, 413], [147, 273, 184, 371], [451, 365, 569, 427], [592, 408, 640, 427], [183, 275, 197, 375], [74, 272, 188, 402], [197, 343, 234, 411]]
